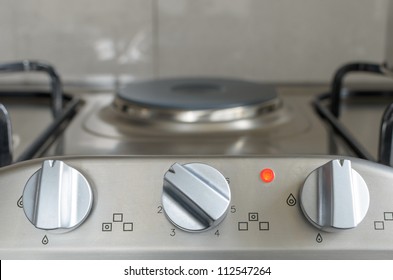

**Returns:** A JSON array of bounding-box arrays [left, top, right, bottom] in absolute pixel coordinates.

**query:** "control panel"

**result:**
[[1, 156, 393, 259]]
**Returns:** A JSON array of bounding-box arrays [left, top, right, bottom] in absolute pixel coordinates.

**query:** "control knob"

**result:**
[[162, 162, 231, 232], [22, 160, 93, 232], [300, 159, 370, 232]]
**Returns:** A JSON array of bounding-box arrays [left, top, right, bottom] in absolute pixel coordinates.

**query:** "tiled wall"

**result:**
[[0, 0, 389, 85]]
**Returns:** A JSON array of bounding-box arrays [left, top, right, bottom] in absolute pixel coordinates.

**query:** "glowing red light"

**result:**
[[260, 168, 275, 183]]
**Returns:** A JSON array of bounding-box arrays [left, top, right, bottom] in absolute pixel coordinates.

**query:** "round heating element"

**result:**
[[113, 78, 281, 123]]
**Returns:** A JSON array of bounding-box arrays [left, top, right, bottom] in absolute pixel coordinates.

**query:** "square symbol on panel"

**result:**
[[248, 213, 259, 222], [374, 221, 384, 230], [384, 212, 393, 221], [113, 213, 123, 222], [102, 223, 112, 231], [259, 222, 270, 231], [238, 222, 248, 231], [123, 223, 133, 231]]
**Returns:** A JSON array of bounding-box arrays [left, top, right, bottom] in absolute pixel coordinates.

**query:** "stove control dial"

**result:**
[[22, 160, 93, 232], [300, 159, 369, 232], [162, 162, 231, 232]]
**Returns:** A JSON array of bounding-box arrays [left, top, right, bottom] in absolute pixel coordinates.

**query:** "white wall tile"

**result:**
[[0, 0, 17, 60], [385, 1, 393, 70], [0, 0, 390, 84], [0, 0, 155, 84], [157, 0, 388, 83]]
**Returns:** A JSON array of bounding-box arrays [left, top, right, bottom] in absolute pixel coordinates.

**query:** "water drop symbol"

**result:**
[[42, 235, 49, 245], [316, 233, 323, 243], [286, 193, 296, 206], [17, 196, 23, 208]]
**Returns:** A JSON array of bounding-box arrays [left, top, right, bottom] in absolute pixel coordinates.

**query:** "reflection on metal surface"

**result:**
[[91, 100, 293, 135], [113, 97, 281, 123], [113, 78, 282, 123], [45, 89, 320, 157]]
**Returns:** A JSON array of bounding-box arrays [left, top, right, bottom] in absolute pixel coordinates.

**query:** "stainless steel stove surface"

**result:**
[[50, 83, 320, 157], [44, 83, 389, 161], [1, 155, 393, 259], [0, 76, 388, 160], [1, 73, 393, 259]]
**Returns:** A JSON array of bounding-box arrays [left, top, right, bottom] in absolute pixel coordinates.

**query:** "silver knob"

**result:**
[[300, 159, 370, 232], [162, 162, 231, 232], [22, 160, 93, 232]]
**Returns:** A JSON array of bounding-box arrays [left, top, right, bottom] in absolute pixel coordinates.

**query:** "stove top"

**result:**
[[1, 79, 389, 162], [45, 84, 343, 157], [1, 59, 391, 163], [2, 61, 393, 259]]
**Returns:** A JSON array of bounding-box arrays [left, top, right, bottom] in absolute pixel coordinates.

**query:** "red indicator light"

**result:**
[[260, 168, 275, 183]]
